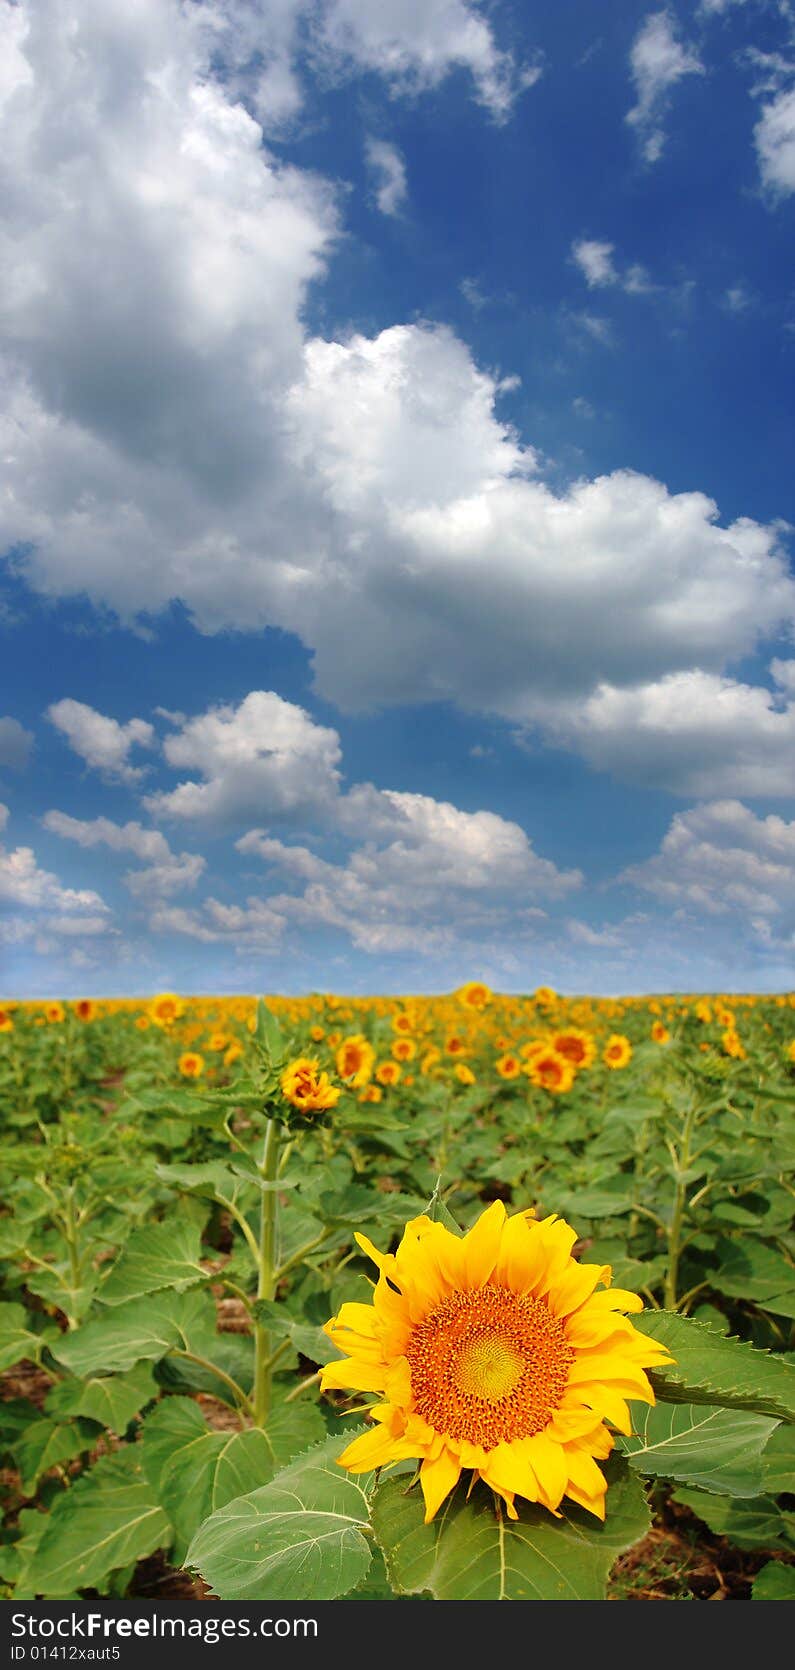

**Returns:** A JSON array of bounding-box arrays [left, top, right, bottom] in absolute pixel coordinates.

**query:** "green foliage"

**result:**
[[185, 1434, 373, 1600], [371, 1461, 650, 1601]]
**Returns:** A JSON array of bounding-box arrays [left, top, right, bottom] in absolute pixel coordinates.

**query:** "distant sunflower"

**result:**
[[322, 1202, 670, 1523], [336, 1034, 375, 1088], [524, 1047, 575, 1094], [603, 1035, 632, 1070], [457, 982, 493, 1012]]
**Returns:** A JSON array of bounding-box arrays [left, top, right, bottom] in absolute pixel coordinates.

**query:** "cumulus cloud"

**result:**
[[149, 898, 286, 948], [522, 670, 795, 797], [626, 11, 704, 163], [0, 718, 34, 771], [0, 841, 107, 914], [754, 84, 795, 196], [622, 800, 795, 922], [145, 691, 342, 826], [314, 0, 541, 120], [237, 789, 581, 954], [1, 0, 793, 809], [41, 811, 205, 897], [47, 701, 155, 783], [364, 136, 408, 216]]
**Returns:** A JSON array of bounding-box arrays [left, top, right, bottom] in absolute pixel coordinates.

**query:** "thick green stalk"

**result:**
[[663, 1101, 697, 1312], [252, 1118, 280, 1427]]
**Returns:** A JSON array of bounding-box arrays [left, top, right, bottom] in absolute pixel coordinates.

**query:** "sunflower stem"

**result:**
[[252, 1117, 281, 1428], [663, 1099, 698, 1311]]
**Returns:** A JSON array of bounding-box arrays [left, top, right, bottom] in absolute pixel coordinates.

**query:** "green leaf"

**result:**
[[709, 1240, 795, 1318], [45, 1363, 157, 1432], [635, 1311, 795, 1421], [20, 1451, 171, 1597], [249, 1301, 343, 1367], [673, 1486, 795, 1552], [185, 1432, 373, 1600], [100, 1215, 207, 1305], [618, 1402, 779, 1497], [0, 1302, 57, 1372], [762, 1423, 795, 1495], [256, 999, 284, 1066], [423, 1180, 463, 1234], [142, 1399, 273, 1563], [371, 1459, 650, 1601], [753, 1561, 795, 1600], [53, 1288, 218, 1376], [16, 1418, 96, 1494]]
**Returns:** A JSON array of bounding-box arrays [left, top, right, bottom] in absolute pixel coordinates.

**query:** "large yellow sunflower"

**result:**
[[321, 1201, 671, 1524]]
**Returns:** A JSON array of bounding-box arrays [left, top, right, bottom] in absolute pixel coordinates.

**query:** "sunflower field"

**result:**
[[1, 985, 794, 1603]]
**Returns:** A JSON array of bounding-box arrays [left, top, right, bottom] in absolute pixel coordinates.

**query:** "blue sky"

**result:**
[[1, 0, 795, 998]]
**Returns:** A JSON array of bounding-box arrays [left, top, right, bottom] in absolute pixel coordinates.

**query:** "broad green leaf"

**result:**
[[155, 1333, 253, 1406], [186, 1432, 372, 1600], [53, 1287, 218, 1376], [635, 1311, 795, 1421], [46, 1363, 157, 1431], [753, 1561, 795, 1600], [260, 1391, 327, 1469], [762, 1423, 795, 1495], [0, 1302, 57, 1372], [673, 1486, 795, 1552], [371, 1460, 650, 1601], [0, 1508, 49, 1588], [709, 1240, 795, 1319], [618, 1402, 779, 1496], [256, 999, 284, 1066], [250, 1301, 343, 1367], [21, 1451, 171, 1597], [100, 1215, 207, 1305], [16, 1418, 97, 1493], [142, 1399, 273, 1562]]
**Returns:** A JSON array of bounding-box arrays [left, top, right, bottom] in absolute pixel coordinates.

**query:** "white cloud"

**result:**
[[623, 800, 795, 922], [626, 11, 704, 163], [41, 811, 205, 897], [754, 84, 795, 195], [2, 0, 793, 809], [721, 282, 754, 313], [524, 670, 795, 797], [237, 790, 581, 955], [149, 897, 286, 948], [0, 842, 107, 914], [571, 239, 619, 288], [365, 137, 407, 216], [571, 238, 654, 295], [0, 718, 34, 771], [315, 0, 541, 121], [47, 700, 155, 783], [146, 691, 342, 826]]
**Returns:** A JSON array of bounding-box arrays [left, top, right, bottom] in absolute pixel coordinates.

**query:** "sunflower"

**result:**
[[552, 1028, 595, 1070], [524, 1047, 575, 1094], [650, 1022, 670, 1045], [0, 1009, 13, 1033], [336, 1034, 375, 1088], [376, 1060, 402, 1087], [392, 1037, 416, 1062], [73, 999, 97, 1022], [178, 1051, 204, 1078], [603, 1034, 632, 1070], [149, 993, 184, 1028], [495, 1052, 522, 1079], [281, 1057, 341, 1113], [45, 1002, 65, 1024], [455, 1064, 476, 1085], [322, 1202, 671, 1523], [457, 982, 493, 1012]]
